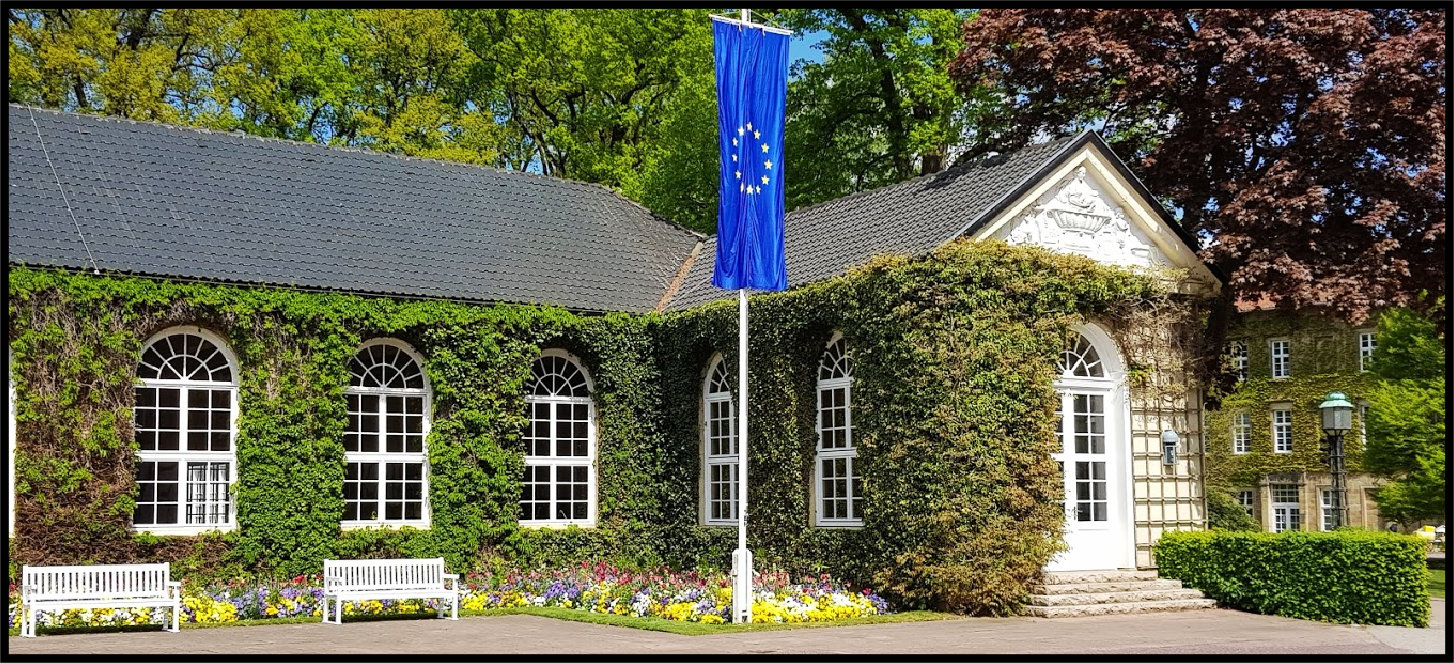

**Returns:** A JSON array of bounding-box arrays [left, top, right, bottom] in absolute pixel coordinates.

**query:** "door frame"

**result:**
[[1048, 323, 1136, 571]]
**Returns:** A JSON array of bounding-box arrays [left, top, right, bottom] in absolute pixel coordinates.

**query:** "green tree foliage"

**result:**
[[775, 9, 976, 210], [1365, 305, 1445, 526], [1205, 490, 1259, 531]]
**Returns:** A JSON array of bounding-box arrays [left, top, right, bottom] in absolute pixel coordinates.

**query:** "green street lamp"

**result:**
[[1320, 391, 1354, 529]]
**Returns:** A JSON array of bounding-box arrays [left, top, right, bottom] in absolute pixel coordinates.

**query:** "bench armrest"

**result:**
[[443, 573, 459, 590], [168, 581, 182, 599]]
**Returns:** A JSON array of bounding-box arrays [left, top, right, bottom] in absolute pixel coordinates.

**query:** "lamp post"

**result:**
[[1319, 391, 1354, 529]]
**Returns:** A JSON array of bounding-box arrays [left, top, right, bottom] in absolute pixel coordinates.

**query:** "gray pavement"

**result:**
[[6, 601, 1446, 655]]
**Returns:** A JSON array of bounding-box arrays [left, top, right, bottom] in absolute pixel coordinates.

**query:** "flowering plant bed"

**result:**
[[7, 562, 894, 635]]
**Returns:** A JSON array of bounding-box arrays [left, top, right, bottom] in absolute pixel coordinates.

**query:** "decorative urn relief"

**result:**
[[995, 165, 1173, 271], [1043, 168, 1115, 235]]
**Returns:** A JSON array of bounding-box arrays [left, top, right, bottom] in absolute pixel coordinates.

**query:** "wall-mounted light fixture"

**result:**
[[1161, 429, 1180, 467]]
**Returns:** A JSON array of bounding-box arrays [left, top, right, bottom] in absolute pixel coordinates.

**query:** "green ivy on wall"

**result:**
[[1205, 310, 1377, 490], [7, 240, 1187, 613]]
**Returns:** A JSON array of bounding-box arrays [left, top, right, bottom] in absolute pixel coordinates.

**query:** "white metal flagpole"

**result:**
[[734, 287, 751, 623], [731, 5, 754, 626]]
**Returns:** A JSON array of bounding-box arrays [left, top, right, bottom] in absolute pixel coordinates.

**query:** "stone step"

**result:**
[[1027, 588, 1208, 606], [1039, 570, 1161, 585], [1023, 598, 1218, 618], [1030, 579, 1185, 595]]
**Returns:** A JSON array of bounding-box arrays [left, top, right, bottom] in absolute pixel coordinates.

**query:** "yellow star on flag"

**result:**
[[760, 175, 769, 185], [753, 129, 760, 139], [764, 159, 772, 170], [732, 137, 738, 146], [755, 185, 762, 194], [739, 183, 745, 192], [746, 122, 753, 131], [761, 143, 769, 153], [738, 126, 745, 136], [735, 170, 741, 179], [731, 154, 737, 162]]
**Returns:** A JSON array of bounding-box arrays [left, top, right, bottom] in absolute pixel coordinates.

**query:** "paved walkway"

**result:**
[[8, 601, 1445, 656]]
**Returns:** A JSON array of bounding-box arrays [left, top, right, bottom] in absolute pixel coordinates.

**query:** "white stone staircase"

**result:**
[[1024, 570, 1217, 617]]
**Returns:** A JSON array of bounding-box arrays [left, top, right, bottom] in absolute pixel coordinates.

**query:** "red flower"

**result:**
[[292, 575, 305, 584]]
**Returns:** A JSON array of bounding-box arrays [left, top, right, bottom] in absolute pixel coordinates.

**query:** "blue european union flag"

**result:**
[[711, 17, 788, 292]]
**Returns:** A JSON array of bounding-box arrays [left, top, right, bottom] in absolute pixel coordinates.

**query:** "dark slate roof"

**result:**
[[7, 104, 700, 313], [669, 134, 1088, 310]]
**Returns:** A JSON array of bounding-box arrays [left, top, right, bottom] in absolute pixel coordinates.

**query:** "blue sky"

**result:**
[[787, 30, 828, 67]]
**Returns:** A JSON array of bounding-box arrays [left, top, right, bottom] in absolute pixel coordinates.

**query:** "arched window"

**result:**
[[343, 340, 430, 526], [1054, 330, 1115, 524], [702, 356, 738, 525], [133, 328, 238, 534], [520, 351, 594, 526], [815, 334, 861, 526]]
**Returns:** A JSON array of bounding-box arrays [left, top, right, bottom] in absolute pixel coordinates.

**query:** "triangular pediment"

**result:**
[[970, 140, 1219, 294]]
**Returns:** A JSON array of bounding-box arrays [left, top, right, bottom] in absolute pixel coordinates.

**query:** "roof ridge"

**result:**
[[774, 133, 1084, 228]]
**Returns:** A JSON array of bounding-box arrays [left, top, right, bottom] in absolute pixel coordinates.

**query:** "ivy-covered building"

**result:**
[[6, 105, 1225, 612], [1206, 300, 1386, 532]]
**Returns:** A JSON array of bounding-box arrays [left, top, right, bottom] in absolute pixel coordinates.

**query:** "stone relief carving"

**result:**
[[995, 166, 1172, 270]]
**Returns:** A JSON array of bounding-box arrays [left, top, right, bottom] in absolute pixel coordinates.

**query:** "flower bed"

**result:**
[[7, 563, 891, 634]]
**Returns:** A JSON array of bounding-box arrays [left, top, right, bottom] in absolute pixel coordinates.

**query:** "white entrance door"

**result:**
[[1046, 329, 1132, 572]]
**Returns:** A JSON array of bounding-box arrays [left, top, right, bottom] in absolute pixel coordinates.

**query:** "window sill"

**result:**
[[132, 525, 236, 537], [340, 521, 430, 531], [703, 521, 739, 527], [519, 521, 596, 529], [814, 520, 864, 529]]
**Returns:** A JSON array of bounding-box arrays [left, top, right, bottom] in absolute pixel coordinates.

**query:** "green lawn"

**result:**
[[1429, 568, 1445, 600]]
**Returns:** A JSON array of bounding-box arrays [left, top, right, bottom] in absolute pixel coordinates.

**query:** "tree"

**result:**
[[1205, 490, 1259, 531], [949, 9, 1446, 325], [775, 9, 977, 210], [1363, 305, 1445, 527]]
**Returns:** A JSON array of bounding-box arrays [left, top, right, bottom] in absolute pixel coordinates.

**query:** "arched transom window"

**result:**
[[815, 335, 861, 526], [343, 340, 430, 526], [521, 352, 594, 525], [702, 356, 738, 525], [133, 329, 238, 533], [1061, 334, 1105, 378]]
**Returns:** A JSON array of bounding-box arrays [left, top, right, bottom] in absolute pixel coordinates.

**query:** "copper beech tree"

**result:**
[[951, 9, 1445, 324]]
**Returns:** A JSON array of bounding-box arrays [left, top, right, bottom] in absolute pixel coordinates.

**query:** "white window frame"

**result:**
[[701, 355, 738, 526], [1232, 411, 1252, 454], [815, 333, 861, 527], [1320, 489, 1336, 531], [520, 349, 596, 528], [1229, 340, 1248, 382], [341, 339, 432, 530], [1272, 407, 1293, 453], [1271, 484, 1301, 532], [1269, 338, 1290, 378], [131, 327, 239, 537], [1359, 401, 1369, 446], [1237, 490, 1255, 516], [1357, 330, 1376, 372]]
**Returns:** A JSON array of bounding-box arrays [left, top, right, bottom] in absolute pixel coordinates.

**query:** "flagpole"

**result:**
[[732, 6, 753, 626], [735, 287, 751, 623]]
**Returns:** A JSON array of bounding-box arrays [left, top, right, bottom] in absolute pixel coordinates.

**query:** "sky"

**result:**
[[787, 30, 828, 67]]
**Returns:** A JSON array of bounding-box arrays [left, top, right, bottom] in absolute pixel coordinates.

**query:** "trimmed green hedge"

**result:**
[[1155, 529, 1429, 626]]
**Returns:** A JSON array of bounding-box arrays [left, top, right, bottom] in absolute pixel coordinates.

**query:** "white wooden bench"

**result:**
[[321, 557, 459, 624], [19, 562, 181, 637]]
